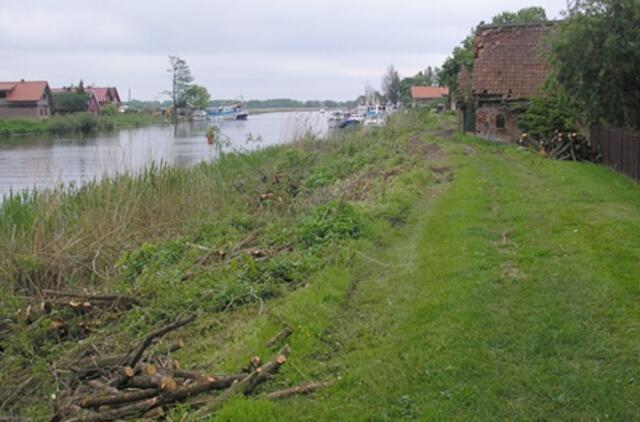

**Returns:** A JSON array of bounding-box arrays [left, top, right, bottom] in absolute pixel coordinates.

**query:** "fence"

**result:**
[[591, 125, 640, 181]]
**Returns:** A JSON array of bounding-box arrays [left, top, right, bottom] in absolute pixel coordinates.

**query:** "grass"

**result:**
[[2, 111, 640, 420], [0, 112, 164, 137]]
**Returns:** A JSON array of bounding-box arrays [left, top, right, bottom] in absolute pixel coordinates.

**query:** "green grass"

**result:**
[[0, 112, 164, 137], [2, 111, 640, 420]]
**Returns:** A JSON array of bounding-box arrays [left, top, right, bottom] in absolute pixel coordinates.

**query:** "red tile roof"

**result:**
[[0, 81, 50, 102], [87, 87, 121, 104], [411, 86, 449, 100], [472, 23, 555, 99]]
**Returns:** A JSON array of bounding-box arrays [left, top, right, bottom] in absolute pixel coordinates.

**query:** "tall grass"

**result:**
[[0, 112, 163, 137], [0, 161, 227, 295]]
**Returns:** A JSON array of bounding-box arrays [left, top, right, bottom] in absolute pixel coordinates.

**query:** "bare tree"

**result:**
[[382, 65, 401, 105]]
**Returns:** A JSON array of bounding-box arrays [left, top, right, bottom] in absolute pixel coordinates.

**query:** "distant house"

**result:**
[[86, 87, 121, 108], [0, 80, 52, 118], [458, 22, 555, 142], [411, 86, 449, 108]]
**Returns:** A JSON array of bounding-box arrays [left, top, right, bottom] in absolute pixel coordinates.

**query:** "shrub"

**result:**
[[299, 201, 364, 248]]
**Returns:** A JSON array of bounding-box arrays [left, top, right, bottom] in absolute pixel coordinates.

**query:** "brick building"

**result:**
[[0, 80, 52, 119], [459, 23, 555, 142]]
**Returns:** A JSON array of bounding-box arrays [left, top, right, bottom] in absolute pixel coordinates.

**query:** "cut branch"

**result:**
[[266, 382, 332, 400], [126, 314, 196, 368]]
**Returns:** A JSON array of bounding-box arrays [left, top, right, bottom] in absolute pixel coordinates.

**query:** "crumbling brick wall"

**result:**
[[475, 103, 521, 142]]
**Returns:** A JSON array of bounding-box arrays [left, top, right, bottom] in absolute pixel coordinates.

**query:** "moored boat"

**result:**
[[207, 104, 249, 120]]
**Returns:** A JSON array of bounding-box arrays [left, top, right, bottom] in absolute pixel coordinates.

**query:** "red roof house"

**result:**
[[411, 86, 449, 108], [86, 87, 121, 107], [0, 80, 52, 118]]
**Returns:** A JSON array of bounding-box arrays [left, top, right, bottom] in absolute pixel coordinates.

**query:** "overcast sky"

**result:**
[[0, 1, 565, 101]]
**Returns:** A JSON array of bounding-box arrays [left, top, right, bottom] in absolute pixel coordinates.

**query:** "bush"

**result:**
[[299, 201, 364, 248], [518, 91, 579, 141]]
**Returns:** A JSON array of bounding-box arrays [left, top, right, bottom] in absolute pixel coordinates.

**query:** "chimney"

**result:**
[[20, 78, 25, 83]]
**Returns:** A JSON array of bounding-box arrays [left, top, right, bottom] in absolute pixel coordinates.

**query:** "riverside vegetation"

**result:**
[[1, 111, 640, 420], [0, 112, 164, 138]]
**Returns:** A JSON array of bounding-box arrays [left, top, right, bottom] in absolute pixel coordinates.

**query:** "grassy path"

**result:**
[[212, 135, 640, 420]]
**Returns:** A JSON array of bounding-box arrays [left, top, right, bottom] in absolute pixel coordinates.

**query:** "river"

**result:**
[[0, 111, 329, 199]]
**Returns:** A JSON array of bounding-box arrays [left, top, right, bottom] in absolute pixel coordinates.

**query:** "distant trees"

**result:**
[[549, 0, 640, 129], [382, 65, 401, 105], [166, 56, 194, 122]]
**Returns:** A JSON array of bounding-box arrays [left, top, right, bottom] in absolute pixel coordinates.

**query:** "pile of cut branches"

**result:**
[[518, 131, 601, 162], [52, 317, 327, 421]]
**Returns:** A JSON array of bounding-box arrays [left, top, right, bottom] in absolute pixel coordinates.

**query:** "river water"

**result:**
[[0, 111, 329, 199]]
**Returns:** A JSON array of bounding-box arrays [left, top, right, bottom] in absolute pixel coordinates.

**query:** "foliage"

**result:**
[[549, 0, 640, 129], [187, 84, 211, 110], [382, 65, 401, 105], [100, 103, 118, 116], [166, 55, 194, 121], [52, 92, 90, 114], [298, 201, 364, 248], [517, 89, 579, 141], [491, 6, 548, 25]]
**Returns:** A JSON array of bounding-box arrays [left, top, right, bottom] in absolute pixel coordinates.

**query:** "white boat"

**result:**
[[207, 104, 249, 120], [192, 110, 207, 121]]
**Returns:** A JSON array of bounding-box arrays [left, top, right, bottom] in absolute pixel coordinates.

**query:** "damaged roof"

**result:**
[[472, 23, 555, 100]]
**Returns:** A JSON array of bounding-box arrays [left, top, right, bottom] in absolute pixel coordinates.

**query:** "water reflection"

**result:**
[[0, 111, 328, 198]]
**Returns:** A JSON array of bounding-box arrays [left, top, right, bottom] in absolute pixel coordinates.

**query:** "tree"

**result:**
[[166, 55, 194, 122], [491, 6, 548, 25], [52, 91, 90, 114], [381, 65, 401, 105], [549, 0, 640, 129], [187, 84, 211, 110]]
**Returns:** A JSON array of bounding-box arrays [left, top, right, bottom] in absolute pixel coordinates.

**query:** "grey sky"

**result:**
[[0, 1, 565, 101]]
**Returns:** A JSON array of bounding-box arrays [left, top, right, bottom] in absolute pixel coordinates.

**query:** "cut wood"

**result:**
[[266, 382, 332, 400], [248, 346, 290, 393], [126, 314, 196, 369], [77, 397, 159, 421], [41, 290, 142, 307], [78, 388, 160, 409], [265, 326, 293, 348]]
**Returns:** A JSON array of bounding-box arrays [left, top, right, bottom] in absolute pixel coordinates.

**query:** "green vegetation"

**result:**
[[0, 112, 164, 138], [2, 111, 640, 420], [549, 0, 640, 130], [188, 84, 212, 110], [52, 91, 91, 114]]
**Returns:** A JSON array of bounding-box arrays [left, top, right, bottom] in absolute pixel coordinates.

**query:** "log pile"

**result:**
[[518, 131, 601, 162], [52, 319, 326, 421]]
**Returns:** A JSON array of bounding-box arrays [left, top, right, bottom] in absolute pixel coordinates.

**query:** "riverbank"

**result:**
[[0, 112, 165, 138], [2, 111, 640, 420]]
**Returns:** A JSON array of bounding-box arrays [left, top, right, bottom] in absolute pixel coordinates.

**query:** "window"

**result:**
[[496, 114, 506, 130]]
